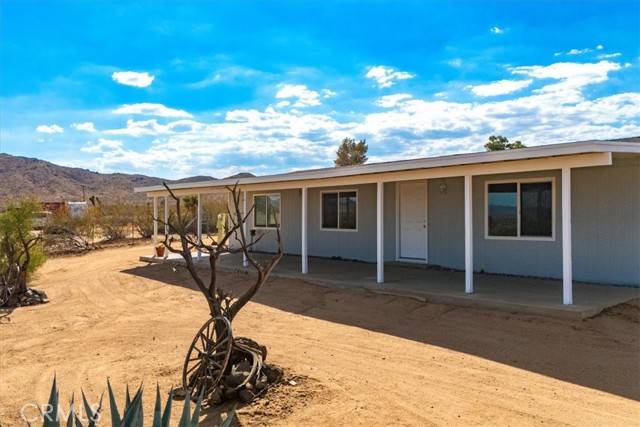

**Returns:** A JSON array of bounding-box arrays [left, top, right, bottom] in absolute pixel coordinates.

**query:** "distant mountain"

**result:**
[[0, 153, 219, 205], [225, 172, 256, 179]]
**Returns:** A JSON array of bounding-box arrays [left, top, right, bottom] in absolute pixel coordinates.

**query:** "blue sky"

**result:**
[[1, 0, 639, 179]]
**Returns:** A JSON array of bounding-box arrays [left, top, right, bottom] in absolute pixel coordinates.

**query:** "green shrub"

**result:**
[[0, 199, 46, 305]]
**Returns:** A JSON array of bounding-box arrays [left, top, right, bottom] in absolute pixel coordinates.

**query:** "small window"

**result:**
[[253, 194, 280, 228], [488, 183, 518, 237], [322, 191, 357, 230], [486, 179, 554, 239]]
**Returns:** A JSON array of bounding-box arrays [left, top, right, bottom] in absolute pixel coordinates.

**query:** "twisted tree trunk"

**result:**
[[156, 183, 283, 404]]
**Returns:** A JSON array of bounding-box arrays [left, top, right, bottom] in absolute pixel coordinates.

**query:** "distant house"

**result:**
[[135, 139, 640, 304], [42, 201, 66, 213], [66, 201, 88, 218]]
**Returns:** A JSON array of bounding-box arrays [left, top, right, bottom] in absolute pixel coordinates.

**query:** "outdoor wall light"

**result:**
[[439, 181, 447, 194]]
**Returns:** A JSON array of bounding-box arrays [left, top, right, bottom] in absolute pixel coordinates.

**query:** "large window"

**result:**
[[321, 190, 357, 230], [253, 194, 281, 228], [486, 179, 554, 240]]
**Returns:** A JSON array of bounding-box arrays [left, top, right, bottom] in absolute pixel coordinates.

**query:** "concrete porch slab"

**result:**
[[140, 252, 639, 320]]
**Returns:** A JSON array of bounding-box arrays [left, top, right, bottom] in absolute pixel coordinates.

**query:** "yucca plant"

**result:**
[[35, 377, 236, 427]]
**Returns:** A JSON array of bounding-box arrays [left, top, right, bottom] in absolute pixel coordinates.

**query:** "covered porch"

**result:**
[[140, 252, 639, 319], [136, 142, 639, 313]]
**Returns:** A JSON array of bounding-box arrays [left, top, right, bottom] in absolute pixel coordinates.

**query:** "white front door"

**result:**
[[399, 181, 427, 260]]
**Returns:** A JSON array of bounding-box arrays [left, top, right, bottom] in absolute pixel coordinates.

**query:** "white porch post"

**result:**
[[163, 196, 169, 235], [196, 193, 202, 260], [562, 167, 573, 305], [301, 187, 308, 274], [163, 196, 169, 258], [376, 182, 384, 284], [152, 196, 158, 254], [242, 190, 248, 267], [464, 175, 474, 294]]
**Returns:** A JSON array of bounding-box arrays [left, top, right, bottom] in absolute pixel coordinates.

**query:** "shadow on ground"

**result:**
[[122, 262, 640, 401]]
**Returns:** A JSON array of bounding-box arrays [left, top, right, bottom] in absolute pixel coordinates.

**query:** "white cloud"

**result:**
[[36, 124, 64, 134], [598, 52, 622, 59], [275, 84, 321, 107], [321, 89, 337, 98], [468, 79, 533, 97], [81, 138, 123, 153], [490, 26, 504, 34], [365, 65, 415, 88], [105, 118, 204, 137], [376, 93, 413, 108], [112, 103, 193, 118], [510, 61, 621, 96], [72, 60, 637, 178], [111, 71, 155, 88], [447, 58, 463, 68], [187, 66, 264, 88], [71, 122, 96, 132], [554, 45, 604, 57]]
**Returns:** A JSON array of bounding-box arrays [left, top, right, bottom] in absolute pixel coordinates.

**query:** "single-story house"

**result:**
[[135, 138, 640, 305]]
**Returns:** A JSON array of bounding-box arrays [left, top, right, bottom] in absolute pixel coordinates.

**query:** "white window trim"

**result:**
[[484, 177, 556, 241], [252, 193, 282, 230], [319, 189, 359, 232]]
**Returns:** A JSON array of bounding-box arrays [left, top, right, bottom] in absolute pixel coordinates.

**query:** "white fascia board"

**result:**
[[134, 140, 639, 194]]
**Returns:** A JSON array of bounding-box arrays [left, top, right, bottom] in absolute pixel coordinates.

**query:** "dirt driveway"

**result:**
[[1, 245, 639, 426]]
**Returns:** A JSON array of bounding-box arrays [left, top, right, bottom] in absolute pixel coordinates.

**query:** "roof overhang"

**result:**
[[135, 140, 639, 197]]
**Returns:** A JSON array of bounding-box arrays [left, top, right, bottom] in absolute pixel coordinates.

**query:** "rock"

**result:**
[[233, 360, 252, 374], [255, 374, 268, 391], [263, 364, 283, 383], [172, 387, 188, 401], [209, 387, 223, 405], [259, 345, 268, 361], [224, 372, 249, 388], [238, 389, 255, 403], [223, 388, 238, 400]]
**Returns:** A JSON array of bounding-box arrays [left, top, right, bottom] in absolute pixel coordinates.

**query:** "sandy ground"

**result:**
[[1, 245, 639, 426]]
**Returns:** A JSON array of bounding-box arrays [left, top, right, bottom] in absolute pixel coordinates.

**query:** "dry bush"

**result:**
[[97, 203, 131, 241], [44, 205, 98, 253]]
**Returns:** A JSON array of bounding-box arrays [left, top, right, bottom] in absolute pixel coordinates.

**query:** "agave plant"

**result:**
[[36, 377, 236, 427]]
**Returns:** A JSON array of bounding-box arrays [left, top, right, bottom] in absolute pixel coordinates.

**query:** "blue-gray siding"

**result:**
[[243, 154, 639, 286]]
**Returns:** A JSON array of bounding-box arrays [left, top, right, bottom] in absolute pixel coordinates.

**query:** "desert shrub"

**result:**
[[0, 198, 46, 306], [97, 203, 131, 242], [132, 202, 154, 238], [202, 195, 228, 234], [44, 206, 97, 253]]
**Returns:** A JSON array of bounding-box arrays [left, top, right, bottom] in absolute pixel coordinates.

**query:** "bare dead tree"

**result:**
[[155, 182, 283, 404]]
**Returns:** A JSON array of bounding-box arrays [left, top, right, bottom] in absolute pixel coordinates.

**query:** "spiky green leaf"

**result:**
[[161, 388, 173, 427], [81, 390, 102, 427], [189, 389, 204, 427], [151, 385, 162, 427], [219, 403, 237, 427], [43, 376, 59, 427], [66, 394, 75, 427], [177, 390, 191, 427], [120, 386, 143, 427], [125, 385, 131, 409], [106, 380, 121, 427]]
